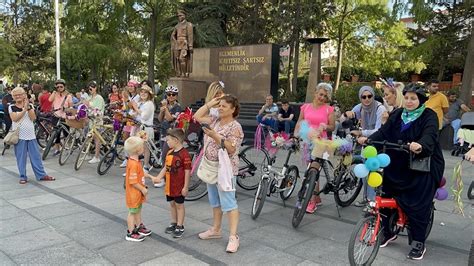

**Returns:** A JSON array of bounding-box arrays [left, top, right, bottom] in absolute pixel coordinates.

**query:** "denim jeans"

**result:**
[[451, 119, 461, 144], [14, 139, 47, 180], [256, 115, 277, 131], [277, 120, 295, 134]]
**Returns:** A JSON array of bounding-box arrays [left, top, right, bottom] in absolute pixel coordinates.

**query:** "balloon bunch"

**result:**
[[435, 176, 448, 201], [353, 146, 391, 188]]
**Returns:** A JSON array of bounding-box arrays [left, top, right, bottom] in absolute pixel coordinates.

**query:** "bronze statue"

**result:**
[[171, 10, 193, 77]]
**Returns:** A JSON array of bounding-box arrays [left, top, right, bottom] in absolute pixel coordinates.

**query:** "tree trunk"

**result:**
[[334, 0, 348, 92], [291, 38, 300, 96], [437, 60, 446, 82], [459, 20, 474, 107], [287, 42, 294, 93], [147, 3, 158, 85]]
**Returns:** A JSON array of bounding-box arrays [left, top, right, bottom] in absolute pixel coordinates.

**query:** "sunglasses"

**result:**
[[361, 95, 373, 100], [56, 85, 64, 89], [167, 93, 177, 97]]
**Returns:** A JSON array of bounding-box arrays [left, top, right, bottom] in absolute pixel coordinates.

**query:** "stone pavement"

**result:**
[[0, 146, 472, 265]]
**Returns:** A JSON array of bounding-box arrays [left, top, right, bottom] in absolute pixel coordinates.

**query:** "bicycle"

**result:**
[[58, 118, 87, 166], [42, 111, 71, 160], [251, 138, 300, 219], [35, 112, 55, 149], [97, 114, 128, 175], [291, 136, 364, 228], [347, 140, 435, 266], [74, 114, 114, 170]]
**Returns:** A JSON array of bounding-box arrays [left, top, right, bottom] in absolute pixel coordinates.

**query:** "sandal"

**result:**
[[40, 176, 56, 181], [198, 228, 222, 240], [19, 179, 27, 184]]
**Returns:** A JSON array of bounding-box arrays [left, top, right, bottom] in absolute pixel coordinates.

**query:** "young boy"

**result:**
[[154, 128, 191, 238], [124, 136, 154, 242]]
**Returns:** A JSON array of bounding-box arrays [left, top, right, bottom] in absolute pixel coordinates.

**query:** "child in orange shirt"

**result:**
[[154, 128, 191, 238], [124, 136, 157, 242]]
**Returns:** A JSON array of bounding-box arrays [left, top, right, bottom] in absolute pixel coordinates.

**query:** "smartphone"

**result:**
[[201, 123, 211, 130]]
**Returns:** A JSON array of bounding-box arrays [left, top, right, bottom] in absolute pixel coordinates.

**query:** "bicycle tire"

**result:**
[[237, 146, 270, 190], [97, 148, 116, 175], [348, 215, 382, 266], [75, 138, 92, 171], [468, 181, 473, 200], [42, 130, 59, 160], [334, 161, 363, 207], [58, 132, 76, 165], [185, 150, 208, 201], [251, 177, 269, 219], [292, 168, 318, 228], [280, 165, 299, 200], [36, 125, 48, 148]]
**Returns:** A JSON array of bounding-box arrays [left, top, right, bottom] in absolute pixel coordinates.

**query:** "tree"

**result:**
[[0, 38, 17, 75]]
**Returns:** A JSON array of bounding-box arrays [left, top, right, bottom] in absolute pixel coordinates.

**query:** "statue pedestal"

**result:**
[[168, 77, 208, 108]]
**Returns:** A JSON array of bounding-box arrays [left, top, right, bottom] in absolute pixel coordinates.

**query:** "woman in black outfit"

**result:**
[[358, 83, 444, 260]]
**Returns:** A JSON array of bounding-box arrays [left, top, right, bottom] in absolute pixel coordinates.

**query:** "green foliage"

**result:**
[[0, 38, 17, 74], [278, 75, 308, 102], [334, 83, 361, 113]]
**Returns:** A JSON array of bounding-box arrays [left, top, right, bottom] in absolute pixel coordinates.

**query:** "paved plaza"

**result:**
[[0, 146, 472, 265]]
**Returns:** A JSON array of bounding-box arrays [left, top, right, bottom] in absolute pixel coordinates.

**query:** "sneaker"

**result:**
[[165, 223, 177, 234], [407, 241, 426, 260], [198, 228, 222, 240], [125, 230, 145, 242], [53, 150, 60, 156], [154, 180, 165, 188], [314, 196, 323, 207], [120, 160, 127, 168], [380, 234, 398, 248], [172, 225, 184, 238], [137, 223, 152, 236], [122, 172, 126, 177], [306, 199, 317, 214], [354, 199, 369, 207], [226, 235, 240, 253], [88, 157, 100, 164]]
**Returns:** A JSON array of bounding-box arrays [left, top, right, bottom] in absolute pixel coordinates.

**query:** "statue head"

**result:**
[[177, 10, 186, 22]]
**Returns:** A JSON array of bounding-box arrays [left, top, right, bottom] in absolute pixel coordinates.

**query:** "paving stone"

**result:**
[[12, 241, 112, 265], [69, 222, 125, 249], [95, 199, 129, 215], [26, 201, 88, 220], [55, 183, 105, 196], [146, 217, 211, 241], [44, 211, 111, 233], [0, 227, 70, 256], [202, 212, 265, 234], [99, 237, 175, 265], [0, 186, 48, 200], [38, 177, 87, 189], [73, 190, 124, 205], [259, 205, 321, 228], [0, 250, 16, 266], [245, 223, 312, 250], [298, 217, 355, 244], [0, 214, 46, 238], [224, 244, 305, 265], [0, 205, 28, 221], [139, 250, 209, 266], [8, 193, 66, 209], [286, 237, 350, 265]]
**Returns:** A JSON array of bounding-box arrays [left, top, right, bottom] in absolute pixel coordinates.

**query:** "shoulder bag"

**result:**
[[409, 153, 431, 173], [197, 136, 219, 184], [4, 108, 26, 146]]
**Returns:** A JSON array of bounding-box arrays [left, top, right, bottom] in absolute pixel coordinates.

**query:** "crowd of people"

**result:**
[[0, 77, 472, 259]]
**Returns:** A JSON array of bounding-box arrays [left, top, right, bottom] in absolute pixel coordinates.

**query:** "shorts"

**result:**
[[128, 204, 142, 214], [166, 195, 185, 204], [207, 177, 238, 212]]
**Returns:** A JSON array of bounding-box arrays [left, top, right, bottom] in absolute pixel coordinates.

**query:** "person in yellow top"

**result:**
[[425, 80, 449, 130]]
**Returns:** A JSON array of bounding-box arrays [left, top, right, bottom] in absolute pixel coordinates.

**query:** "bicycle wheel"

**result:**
[[36, 126, 48, 148], [75, 138, 92, 170], [292, 168, 318, 228], [237, 146, 270, 190], [348, 215, 382, 266], [185, 151, 208, 201], [468, 181, 473, 200], [334, 161, 363, 207], [280, 165, 299, 201], [97, 148, 116, 175], [58, 131, 77, 165], [42, 130, 59, 160], [251, 177, 269, 219]]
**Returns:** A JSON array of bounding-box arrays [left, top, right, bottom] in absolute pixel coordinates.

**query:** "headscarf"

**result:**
[[359, 86, 378, 130], [400, 85, 428, 132]]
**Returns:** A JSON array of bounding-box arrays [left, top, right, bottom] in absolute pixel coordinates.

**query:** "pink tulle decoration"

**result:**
[[191, 148, 204, 175], [254, 124, 263, 150]]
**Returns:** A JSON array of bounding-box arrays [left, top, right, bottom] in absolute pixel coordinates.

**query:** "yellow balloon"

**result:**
[[367, 172, 383, 188]]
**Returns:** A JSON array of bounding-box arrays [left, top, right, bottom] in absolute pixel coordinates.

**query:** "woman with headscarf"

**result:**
[[358, 83, 443, 260], [341, 86, 386, 206]]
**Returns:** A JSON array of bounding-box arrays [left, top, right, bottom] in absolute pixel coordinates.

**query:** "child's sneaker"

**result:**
[[172, 225, 185, 238], [125, 230, 145, 242], [137, 223, 152, 236], [306, 199, 317, 214], [407, 241, 426, 260], [165, 223, 177, 234]]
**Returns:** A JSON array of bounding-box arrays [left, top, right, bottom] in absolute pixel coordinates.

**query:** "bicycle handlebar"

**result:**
[[366, 139, 410, 152]]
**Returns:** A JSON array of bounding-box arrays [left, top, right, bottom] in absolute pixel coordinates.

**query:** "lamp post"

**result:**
[[55, 0, 61, 79], [305, 37, 329, 103]]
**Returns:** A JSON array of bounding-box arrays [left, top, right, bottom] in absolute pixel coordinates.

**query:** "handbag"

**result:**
[[197, 136, 219, 184], [218, 148, 235, 192], [4, 108, 26, 145], [409, 153, 431, 173]]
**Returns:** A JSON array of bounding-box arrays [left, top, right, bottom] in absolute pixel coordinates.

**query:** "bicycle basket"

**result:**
[[66, 118, 86, 129]]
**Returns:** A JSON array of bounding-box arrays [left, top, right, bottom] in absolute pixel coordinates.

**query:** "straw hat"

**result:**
[[140, 85, 154, 100]]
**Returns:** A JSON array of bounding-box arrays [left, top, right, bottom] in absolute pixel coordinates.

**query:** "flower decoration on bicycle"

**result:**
[[175, 107, 193, 133], [264, 132, 292, 156]]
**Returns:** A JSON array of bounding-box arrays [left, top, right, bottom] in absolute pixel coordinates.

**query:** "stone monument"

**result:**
[[305, 37, 329, 103]]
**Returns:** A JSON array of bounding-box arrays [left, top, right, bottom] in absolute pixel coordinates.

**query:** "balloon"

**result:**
[[377, 153, 391, 168], [365, 157, 381, 171], [362, 146, 378, 158], [299, 120, 311, 142], [354, 164, 370, 178], [367, 172, 383, 188], [435, 187, 448, 200], [440, 176, 446, 188]]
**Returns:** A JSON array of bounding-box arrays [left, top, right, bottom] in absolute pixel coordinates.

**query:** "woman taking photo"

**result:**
[[294, 82, 335, 214], [193, 94, 244, 253], [358, 83, 444, 260], [85, 82, 105, 164], [9, 87, 55, 184]]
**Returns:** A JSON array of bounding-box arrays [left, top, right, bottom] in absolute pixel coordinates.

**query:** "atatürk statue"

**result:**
[[171, 10, 193, 77]]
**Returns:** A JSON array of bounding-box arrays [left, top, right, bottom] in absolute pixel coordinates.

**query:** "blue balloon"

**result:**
[[298, 120, 310, 142], [377, 153, 391, 168], [365, 157, 380, 171], [354, 164, 369, 178]]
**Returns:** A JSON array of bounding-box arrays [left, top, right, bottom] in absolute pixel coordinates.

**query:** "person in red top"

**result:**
[[154, 128, 191, 238], [38, 86, 52, 113]]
